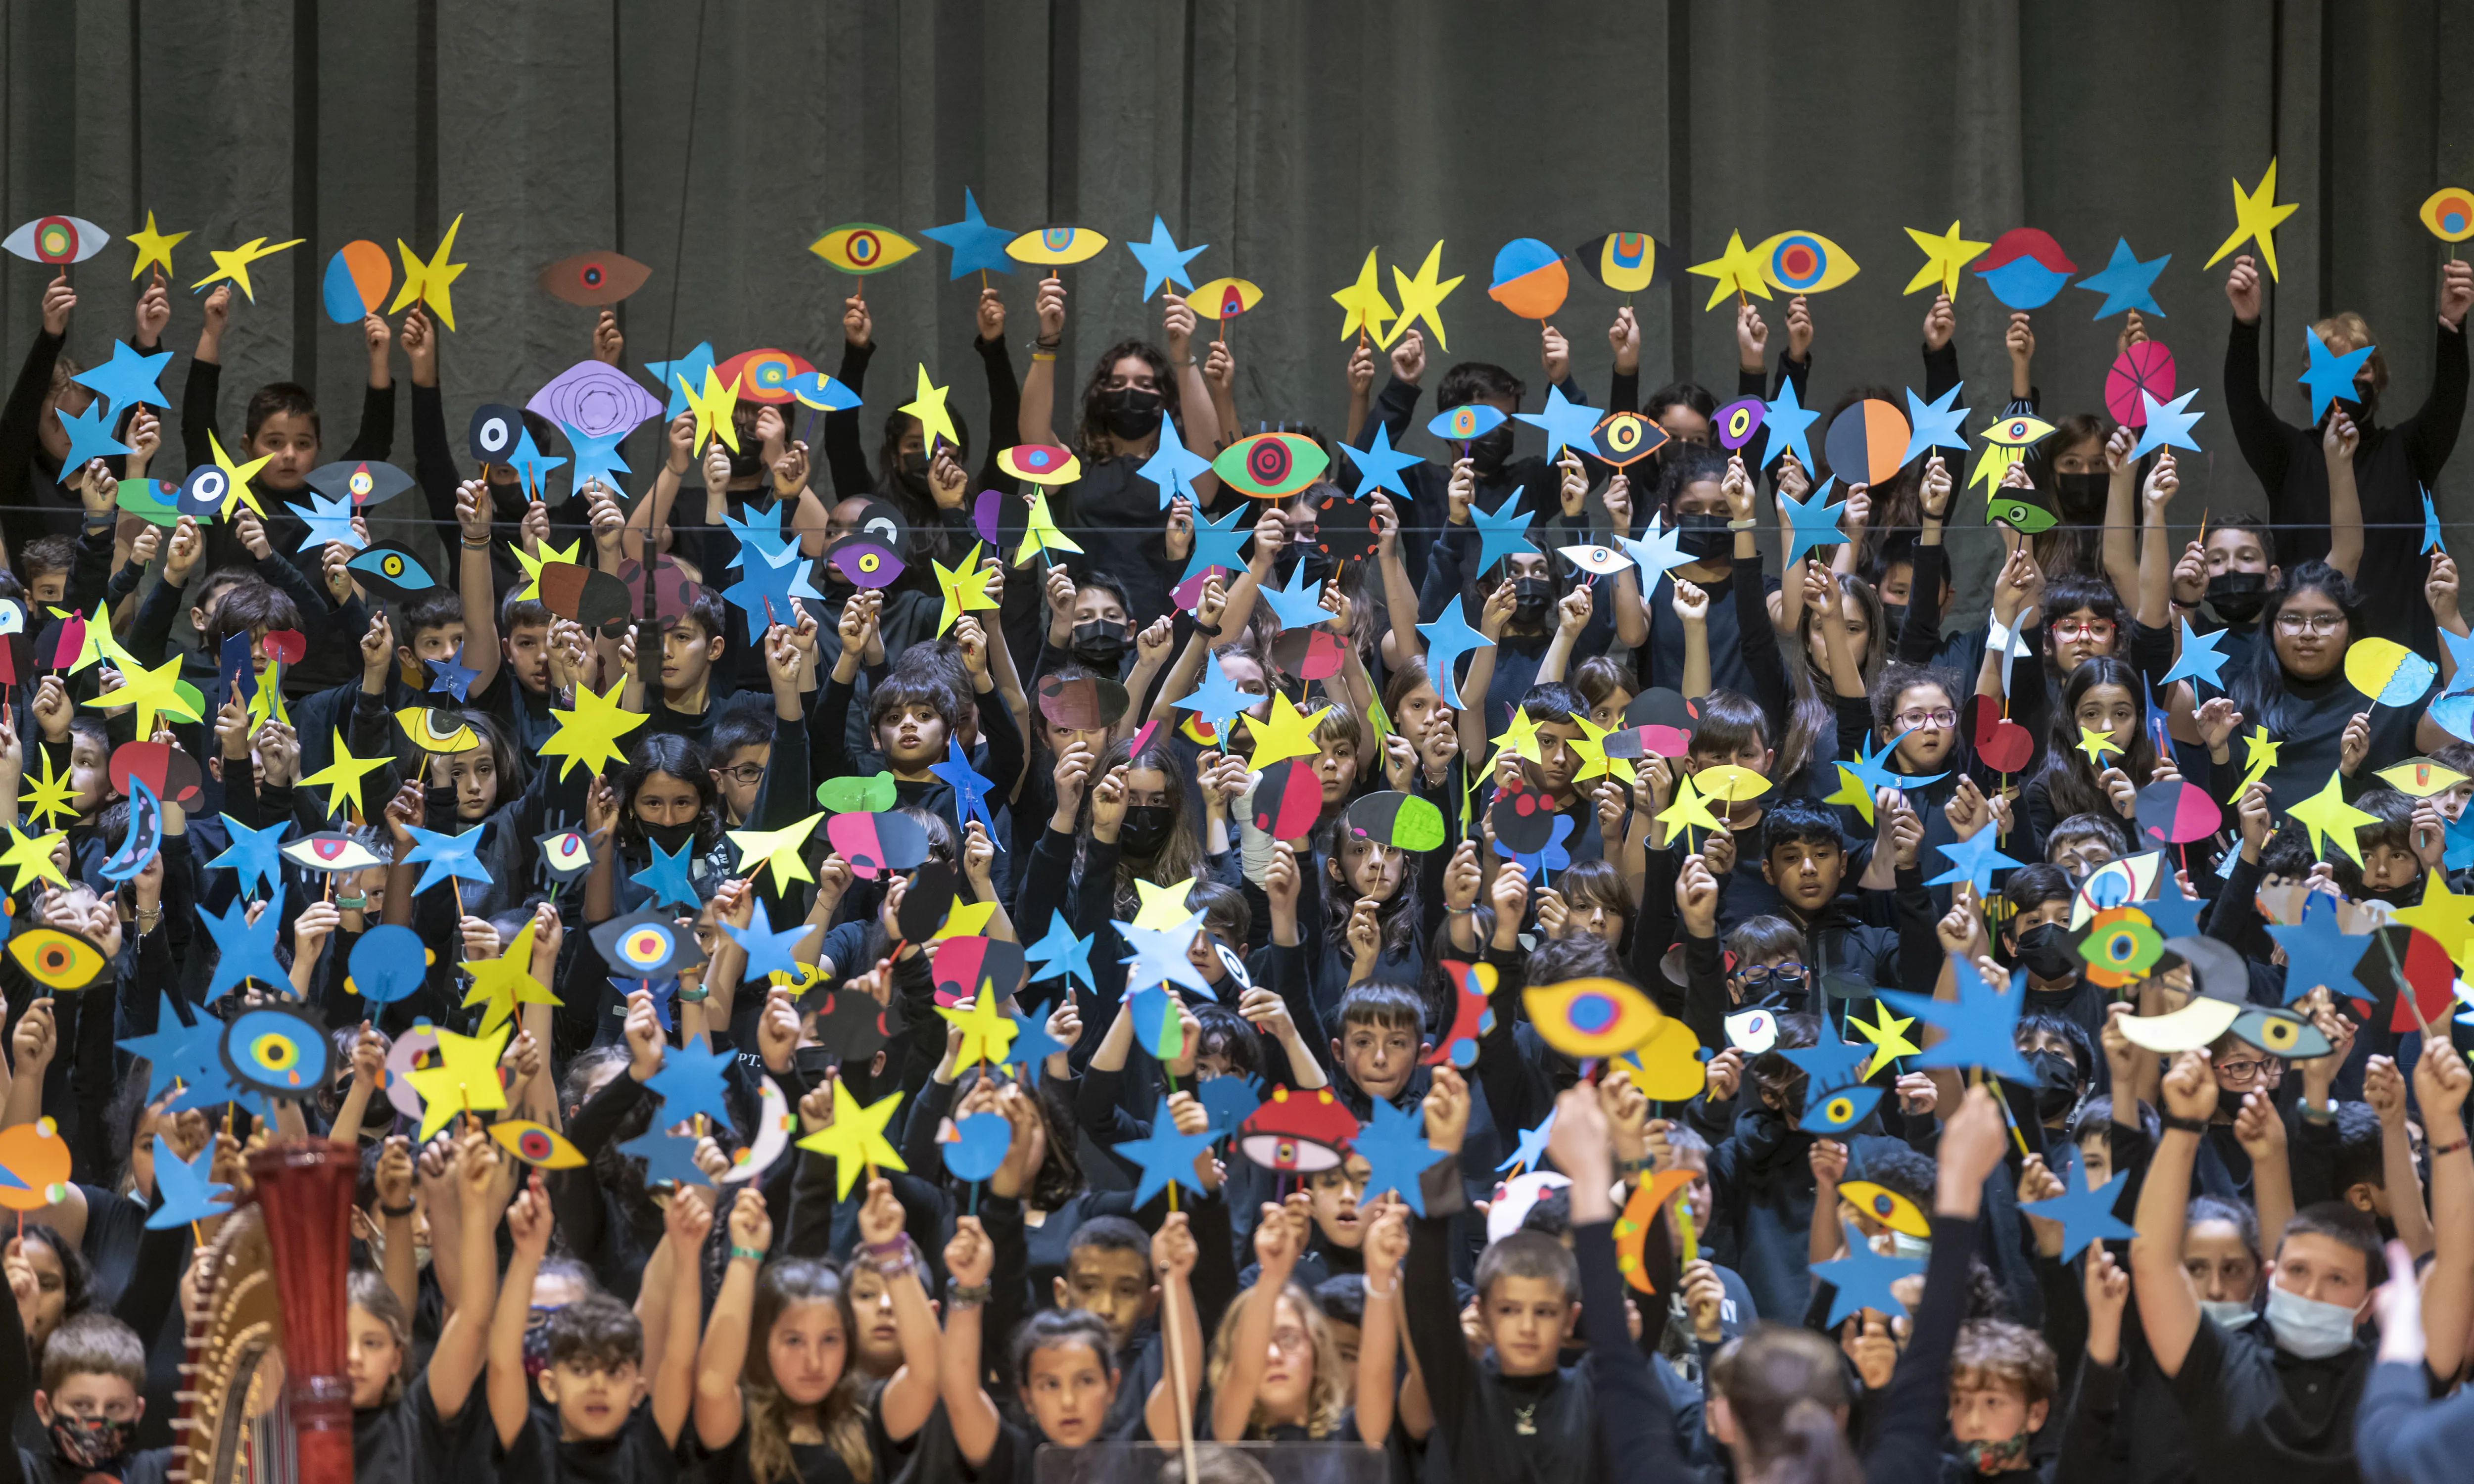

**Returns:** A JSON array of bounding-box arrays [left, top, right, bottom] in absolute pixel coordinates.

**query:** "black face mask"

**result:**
[[726, 436, 764, 480], [1468, 426, 1515, 474], [1676, 511, 1732, 560], [2207, 571, 2269, 624], [1880, 602, 1908, 636], [897, 450, 931, 495], [2362, 880, 2422, 908], [1070, 621, 1129, 671], [1100, 387, 1163, 441], [1510, 577, 1555, 623], [2014, 923, 2081, 982], [2029, 1050, 2083, 1122], [642, 820, 699, 856], [2051, 470, 2109, 519], [1118, 805, 1174, 858]]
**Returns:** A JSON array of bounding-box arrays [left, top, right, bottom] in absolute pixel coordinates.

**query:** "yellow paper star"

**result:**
[[1901, 220, 1990, 298], [901, 364, 960, 452], [126, 210, 188, 280], [406, 1023, 511, 1141], [2398, 875, 2474, 965], [84, 651, 202, 738], [541, 683, 650, 780], [40, 606, 105, 676], [248, 665, 290, 729], [2238, 726, 2281, 794], [1332, 247, 1397, 342], [2075, 726, 2125, 768], [298, 730, 390, 820], [1656, 773, 1725, 844], [679, 366, 742, 454], [461, 919, 560, 1033], [932, 544, 999, 637], [207, 430, 275, 518], [1688, 230, 1774, 312], [511, 537, 581, 601], [1569, 713, 1633, 786], [1246, 692, 1331, 772], [2203, 159, 2300, 282], [1382, 241, 1463, 353], [936, 987, 1020, 1072], [0, 824, 68, 892], [18, 752, 76, 831], [794, 1078, 909, 1200], [1132, 878, 1200, 931], [1851, 1002, 1921, 1079], [389, 212, 467, 331], [932, 901, 998, 940], [1493, 709, 1545, 765], [2288, 770, 2379, 868], [190, 236, 305, 303], [1014, 490, 1084, 567], [1823, 764, 1877, 826], [1969, 440, 2026, 493], [728, 812, 825, 893]]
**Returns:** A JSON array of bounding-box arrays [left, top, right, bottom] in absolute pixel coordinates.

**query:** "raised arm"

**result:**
[[429, 1125, 503, 1425], [488, 1159, 555, 1445], [2414, 1035, 2474, 1378], [2134, 452, 2180, 630], [937, 1215, 1005, 1466], [858, 1174, 943, 1438], [2322, 411, 2364, 581], [1144, 1211, 1207, 1446], [2130, 1049, 2215, 1377]]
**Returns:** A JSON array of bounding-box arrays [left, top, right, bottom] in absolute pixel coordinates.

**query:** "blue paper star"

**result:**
[[722, 544, 822, 642], [1505, 814, 1573, 883], [1126, 214, 1206, 300], [1844, 730, 1947, 793], [2266, 893, 2372, 1005], [1024, 915, 1097, 993], [2158, 619, 2230, 692], [1514, 383, 1600, 462], [1117, 1123, 1219, 1206], [203, 893, 290, 1001], [610, 974, 679, 1034], [1138, 411, 1212, 509], [564, 422, 630, 498], [2442, 627, 2474, 696], [71, 341, 174, 417], [207, 815, 289, 899], [1180, 503, 1252, 587], [1471, 492, 1541, 574], [645, 1039, 737, 1128], [618, 1125, 710, 1187], [1901, 384, 1970, 464], [1418, 600, 1494, 710], [2425, 488, 2446, 557], [2298, 327, 2375, 423], [1620, 515, 1694, 586], [168, 1030, 245, 1114], [1761, 377, 1821, 472], [1813, 1222, 1924, 1328], [1345, 422, 1421, 501], [1497, 1108, 1557, 1174], [1925, 827, 2024, 895], [2020, 1164, 2137, 1260], [1779, 476, 1847, 566], [644, 342, 717, 421], [1781, 1036, 1875, 1089], [1352, 1099, 1439, 1215], [1196, 1074, 1264, 1139], [145, 1134, 235, 1230], [1175, 648, 1259, 733], [427, 642, 480, 700], [2449, 808, 2474, 873], [2141, 884, 2207, 941], [56, 399, 131, 472], [1879, 960, 2034, 1082], [119, 995, 204, 1102], [402, 825, 492, 896], [634, 836, 703, 913], [1005, 1000, 1068, 1083], [932, 737, 999, 844], [506, 427, 566, 498], [1116, 920, 1215, 998], [725, 898, 817, 981], [922, 188, 1015, 279], [2073, 237, 2170, 319], [285, 489, 364, 554], [1128, 983, 1182, 1059], [722, 505, 795, 568], [1259, 560, 1331, 631], [2131, 389, 2205, 459]]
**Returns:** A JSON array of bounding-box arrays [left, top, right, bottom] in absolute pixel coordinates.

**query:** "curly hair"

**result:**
[[1071, 339, 1182, 463]]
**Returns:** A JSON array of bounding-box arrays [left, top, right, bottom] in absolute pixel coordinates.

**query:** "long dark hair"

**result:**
[[614, 733, 724, 855], [2035, 656, 2156, 822], [1708, 1325, 1863, 1484], [744, 1259, 874, 1484], [1321, 826, 1422, 962], [1072, 339, 1180, 463], [2227, 560, 2363, 736]]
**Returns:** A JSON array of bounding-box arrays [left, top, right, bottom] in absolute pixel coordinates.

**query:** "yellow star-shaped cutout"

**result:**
[[190, 236, 305, 303], [1969, 440, 2026, 494], [541, 683, 650, 781], [19, 752, 76, 831], [935, 987, 1020, 1072], [1568, 713, 1634, 787], [389, 212, 468, 331], [1332, 246, 1397, 343], [86, 650, 204, 737], [678, 365, 742, 454], [2397, 875, 2474, 966], [1901, 220, 1990, 298], [1823, 764, 1877, 826], [0, 824, 68, 892], [1850, 1001, 1921, 1080], [794, 1078, 910, 1200], [2238, 726, 2281, 794], [1015, 490, 1084, 567], [207, 430, 275, 519], [2287, 770, 2378, 868], [248, 666, 291, 729], [2203, 158, 2300, 283], [1493, 708, 1545, 765], [1382, 241, 1463, 353], [2074, 726, 2124, 768], [461, 919, 560, 1033], [932, 901, 998, 940], [1132, 879, 1200, 931], [406, 1023, 511, 1141], [728, 811, 824, 893], [126, 210, 188, 280], [1656, 773, 1725, 844], [900, 364, 960, 452], [511, 537, 581, 601], [932, 544, 999, 637], [1246, 691, 1331, 772], [298, 730, 390, 821], [40, 606, 105, 676], [1688, 230, 1774, 312]]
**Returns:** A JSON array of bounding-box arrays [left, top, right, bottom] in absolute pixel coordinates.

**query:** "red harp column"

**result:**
[[250, 1139, 358, 1481]]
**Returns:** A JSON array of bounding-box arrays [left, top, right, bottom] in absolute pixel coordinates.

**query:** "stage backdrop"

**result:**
[[3, 0, 2469, 609]]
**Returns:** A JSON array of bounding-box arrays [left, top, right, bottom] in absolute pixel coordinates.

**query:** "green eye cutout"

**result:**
[[1214, 432, 1329, 499], [1985, 497, 2058, 535]]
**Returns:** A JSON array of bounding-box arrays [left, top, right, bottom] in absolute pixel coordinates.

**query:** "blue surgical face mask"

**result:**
[[2200, 1298, 2258, 1331], [2264, 1283, 2360, 1357]]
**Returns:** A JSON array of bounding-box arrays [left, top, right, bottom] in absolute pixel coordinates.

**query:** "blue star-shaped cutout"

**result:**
[[1115, 920, 1215, 998], [1844, 729, 1947, 793], [506, 427, 566, 498], [1779, 476, 1847, 567], [1117, 1123, 1219, 1206], [207, 815, 289, 899], [1024, 915, 1097, 993], [2266, 893, 2372, 1005], [932, 736, 1000, 844], [2131, 389, 2205, 459], [1471, 492, 1541, 574], [1126, 214, 1206, 300], [2448, 807, 2474, 872], [203, 893, 291, 1001], [618, 1125, 710, 1187], [1761, 376, 1820, 472], [1195, 1074, 1263, 1139], [644, 342, 717, 421], [1620, 515, 1694, 585], [1879, 960, 2034, 1082], [1924, 827, 2024, 895], [564, 422, 630, 498], [1179, 503, 1252, 587], [1419, 600, 1494, 711], [71, 340, 174, 417], [1901, 384, 1969, 465], [285, 489, 364, 554], [645, 1039, 737, 1128], [119, 994, 204, 1102], [1258, 560, 1330, 631], [725, 897, 818, 981], [2020, 1164, 2137, 1261], [1497, 1108, 1557, 1174], [1353, 1099, 1440, 1215], [2426, 488, 2446, 557], [2159, 618, 2230, 691], [402, 825, 492, 897], [427, 642, 480, 700], [1813, 1222, 1924, 1328], [2074, 237, 2170, 319], [633, 836, 703, 913], [1781, 1036, 1875, 1089], [2298, 326, 2375, 423], [1344, 422, 1421, 502], [721, 544, 822, 642], [168, 1028, 244, 1113], [145, 1134, 236, 1230], [2141, 883, 2207, 941], [921, 187, 1015, 279], [1138, 411, 1212, 510], [56, 399, 131, 472], [722, 504, 796, 569], [610, 974, 680, 1034], [1175, 648, 1259, 734], [1129, 984, 1182, 1059], [1514, 383, 1600, 462], [1004, 1000, 1068, 1084], [2436, 626, 2474, 695]]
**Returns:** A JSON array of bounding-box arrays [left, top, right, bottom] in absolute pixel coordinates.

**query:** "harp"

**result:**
[[171, 1140, 358, 1484]]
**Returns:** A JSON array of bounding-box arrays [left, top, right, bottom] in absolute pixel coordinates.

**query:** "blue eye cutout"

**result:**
[[347, 542, 440, 601], [221, 1003, 335, 1098], [1799, 1083, 1883, 1135]]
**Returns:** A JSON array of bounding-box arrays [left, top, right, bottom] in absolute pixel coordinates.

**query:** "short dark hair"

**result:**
[[243, 381, 320, 444], [1474, 1229, 1577, 1306], [2048, 811, 2130, 862], [19, 535, 74, 582], [2003, 864, 2074, 921], [498, 590, 553, 634], [2016, 1010, 2095, 1081], [2280, 1201, 2386, 1286], [1526, 933, 1626, 990], [671, 590, 729, 645], [1658, 444, 1729, 510], [395, 588, 464, 642], [545, 1291, 643, 1372], [1189, 1001, 1263, 1079], [1009, 1307, 1117, 1384], [1762, 797, 1843, 861], [2331, 1102, 2385, 1195], [2213, 518, 2278, 568], [2187, 1194, 2261, 1260], [1336, 981, 1425, 1037], [1312, 1274, 1366, 1329], [709, 695, 775, 762], [1642, 382, 1718, 429], [1071, 568, 1133, 619], [1189, 880, 1251, 954], [1066, 1215, 1150, 1263], [204, 577, 304, 650], [39, 1313, 143, 1392], [1688, 689, 1769, 763], [1571, 655, 1637, 714], [1437, 363, 1524, 413], [1518, 682, 1585, 728], [868, 671, 969, 742], [1853, 1144, 1937, 1210], [2039, 572, 2123, 634]]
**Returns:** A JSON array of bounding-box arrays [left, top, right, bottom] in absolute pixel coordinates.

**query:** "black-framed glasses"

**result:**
[[1737, 962, 1806, 986]]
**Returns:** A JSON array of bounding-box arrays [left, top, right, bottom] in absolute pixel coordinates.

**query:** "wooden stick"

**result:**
[[1161, 1255, 1199, 1484]]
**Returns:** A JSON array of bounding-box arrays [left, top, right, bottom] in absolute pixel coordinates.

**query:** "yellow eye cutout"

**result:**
[[2421, 187, 2474, 243], [1983, 414, 2057, 448], [396, 707, 479, 754], [1213, 432, 1330, 499], [1753, 230, 1860, 295], [1523, 976, 1664, 1059], [1574, 232, 1669, 295], [997, 444, 1081, 485], [808, 224, 920, 275], [1694, 764, 1772, 803], [492, 1120, 588, 1170], [1188, 277, 1264, 320], [1005, 225, 1110, 268], [1616, 1017, 1707, 1102], [2229, 1008, 2331, 1060], [8, 928, 104, 991], [1838, 1179, 1930, 1238]]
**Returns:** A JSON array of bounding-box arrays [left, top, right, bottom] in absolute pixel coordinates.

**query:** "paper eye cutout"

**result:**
[[1838, 1180, 1930, 1238], [1522, 977, 1663, 1059], [1427, 403, 1508, 442], [1591, 411, 1668, 467], [0, 1121, 72, 1210], [827, 538, 905, 590], [1725, 1007, 1779, 1053], [998, 444, 1081, 485], [347, 925, 434, 1005], [1800, 1083, 1883, 1135], [2230, 1007, 2332, 1060], [347, 543, 440, 602], [1558, 543, 1633, 575], [2422, 188, 2474, 243], [222, 1004, 334, 1097], [2377, 758, 2471, 797], [1695, 765, 1771, 803], [1188, 277, 1263, 320], [809, 225, 920, 276], [852, 497, 911, 553], [1237, 1086, 1359, 1174], [306, 459, 413, 508], [1574, 232, 1669, 293], [717, 347, 814, 405], [322, 240, 393, 323], [468, 403, 524, 464], [786, 371, 860, 412], [816, 771, 899, 814], [115, 478, 179, 526], [3, 216, 109, 265], [1213, 431, 1330, 499], [1486, 238, 1569, 320], [1984, 414, 2056, 447], [177, 464, 232, 521], [591, 909, 707, 978], [538, 249, 653, 305], [492, 1119, 588, 1169], [528, 361, 663, 440], [2079, 906, 2165, 988], [1754, 231, 1859, 294], [282, 832, 386, 874], [1716, 396, 1767, 451], [535, 830, 594, 885], [1006, 225, 1111, 267], [8, 929, 106, 991], [1984, 497, 2058, 535], [397, 706, 479, 753], [0, 601, 23, 638], [1312, 494, 1382, 562]]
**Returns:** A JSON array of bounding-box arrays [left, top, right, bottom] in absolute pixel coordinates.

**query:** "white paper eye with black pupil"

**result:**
[[468, 404, 523, 463]]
